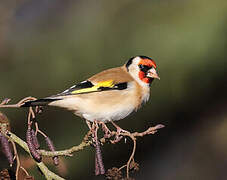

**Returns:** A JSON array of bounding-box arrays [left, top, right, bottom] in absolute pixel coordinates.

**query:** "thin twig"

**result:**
[[126, 135, 136, 178], [36, 123, 48, 138], [118, 164, 127, 171], [0, 98, 11, 105], [29, 107, 36, 119], [20, 166, 30, 177], [0, 97, 36, 108], [11, 140, 20, 180]]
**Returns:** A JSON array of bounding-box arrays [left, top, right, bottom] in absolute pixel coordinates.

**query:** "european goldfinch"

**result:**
[[22, 56, 160, 127]]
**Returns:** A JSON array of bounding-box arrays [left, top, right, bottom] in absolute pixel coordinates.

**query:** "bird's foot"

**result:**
[[86, 120, 92, 131], [99, 122, 112, 138], [110, 121, 130, 143], [111, 121, 130, 134]]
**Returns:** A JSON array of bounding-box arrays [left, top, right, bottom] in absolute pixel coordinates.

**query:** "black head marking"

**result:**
[[125, 56, 135, 71], [126, 56, 153, 71], [139, 55, 153, 60], [139, 64, 151, 72]]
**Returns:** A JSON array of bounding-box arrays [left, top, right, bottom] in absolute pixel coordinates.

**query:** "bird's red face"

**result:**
[[138, 57, 160, 84]]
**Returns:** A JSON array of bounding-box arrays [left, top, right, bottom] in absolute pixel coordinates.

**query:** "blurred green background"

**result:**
[[0, 0, 227, 179]]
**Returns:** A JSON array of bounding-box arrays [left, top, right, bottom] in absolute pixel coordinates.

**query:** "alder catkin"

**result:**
[[95, 141, 105, 175], [44, 136, 59, 166], [31, 129, 40, 150], [95, 154, 101, 175], [0, 132, 13, 166], [26, 126, 42, 162]]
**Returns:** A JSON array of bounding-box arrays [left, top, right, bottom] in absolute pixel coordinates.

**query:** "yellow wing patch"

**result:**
[[96, 80, 115, 88], [71, 80, 115, 94]]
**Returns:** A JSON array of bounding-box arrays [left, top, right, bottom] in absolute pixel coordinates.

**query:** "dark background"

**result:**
[[0, 0, 227, 179]]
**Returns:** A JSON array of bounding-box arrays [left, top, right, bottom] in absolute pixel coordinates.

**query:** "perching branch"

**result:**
[[38, 124, 163, 157], [0, 97, 164, 179]]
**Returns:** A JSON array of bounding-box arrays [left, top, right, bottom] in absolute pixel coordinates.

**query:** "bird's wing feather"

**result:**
[[55, 80, 128, 97], [53, 66, 132, 96]]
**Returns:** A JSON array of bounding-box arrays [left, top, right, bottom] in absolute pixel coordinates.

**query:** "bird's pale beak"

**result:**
[[147, 68, 160, 80]]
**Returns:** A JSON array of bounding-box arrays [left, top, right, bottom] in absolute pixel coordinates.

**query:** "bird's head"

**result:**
[[125, 56, 160, 85]]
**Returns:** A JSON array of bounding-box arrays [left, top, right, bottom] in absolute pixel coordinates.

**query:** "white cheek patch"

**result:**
[[133, 57, 141, 64]]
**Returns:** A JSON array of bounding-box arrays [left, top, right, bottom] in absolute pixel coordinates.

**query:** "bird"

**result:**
[[22, 55, 160, 133]]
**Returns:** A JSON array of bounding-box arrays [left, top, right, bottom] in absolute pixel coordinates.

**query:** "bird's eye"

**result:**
[[139, 64, 150, 72], [139, 64, 144, 69]]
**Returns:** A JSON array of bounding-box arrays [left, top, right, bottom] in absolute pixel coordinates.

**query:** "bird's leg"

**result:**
[[99, 122, 112, 138], [90, 121, 98, 143], [85, 120, 95, 141], [86, 120, 92, 131]]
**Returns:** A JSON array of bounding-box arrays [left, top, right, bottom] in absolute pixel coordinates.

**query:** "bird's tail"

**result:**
[[21, 98, 61, 107]]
